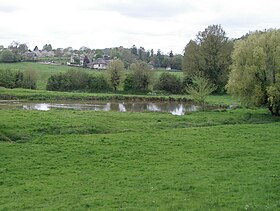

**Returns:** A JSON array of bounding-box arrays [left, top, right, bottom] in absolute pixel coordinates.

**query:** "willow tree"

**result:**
[[227, 29, 280, 116]]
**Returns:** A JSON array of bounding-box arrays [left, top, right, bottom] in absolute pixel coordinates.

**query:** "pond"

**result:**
[[0, 101, 221, 116]]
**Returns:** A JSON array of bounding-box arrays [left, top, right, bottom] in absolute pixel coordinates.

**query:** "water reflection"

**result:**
[[2, 101, 204, 115]]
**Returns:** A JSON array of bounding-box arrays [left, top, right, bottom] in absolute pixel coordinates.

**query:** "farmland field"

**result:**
[[1, 106, 280, 210], [0, 62, 101, 90], [0, 62, 183, 90]]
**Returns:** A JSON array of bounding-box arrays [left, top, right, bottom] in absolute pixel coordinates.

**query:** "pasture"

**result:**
[[0, 62, 183, 90], [1, 107, 280, 210]]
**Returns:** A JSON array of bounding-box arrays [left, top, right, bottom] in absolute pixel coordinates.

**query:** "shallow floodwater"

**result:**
[[0, 101, 210, 115]]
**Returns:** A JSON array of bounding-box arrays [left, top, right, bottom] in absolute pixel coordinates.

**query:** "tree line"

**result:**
[[46, 60, 188, 94], [0, 42, 183, 70], [0, 25, 279, 115]]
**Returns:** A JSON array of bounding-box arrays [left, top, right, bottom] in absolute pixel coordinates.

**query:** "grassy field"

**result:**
[[0, 62, 183, 90], [1, 106, 280, 210], [0, 62, 99, 90]]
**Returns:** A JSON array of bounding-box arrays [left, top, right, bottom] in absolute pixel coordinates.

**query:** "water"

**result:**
[[0, 101, 206, 115]]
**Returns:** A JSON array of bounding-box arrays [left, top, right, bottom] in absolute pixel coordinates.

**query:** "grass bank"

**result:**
[[1, 108, 280, 210]]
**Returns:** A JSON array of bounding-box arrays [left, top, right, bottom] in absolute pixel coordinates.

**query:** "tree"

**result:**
[[22, 69, 38, 89], [8, 41, 20, 54], [106, 59, 124, 91], [83, 55, 90, 66], [42, 44, 52, 51], [130, 62, 154, 92], [183, 40, 202, 75], [0, 50, 17, 63], [183, 25, 233, 93], [131, 45, 138, 55], [186, 75, 216, 104], [18, 43, 28, 54], [171, 54, 183, 70], [227, 29, 280, 116], [154, 72, 184, 94]]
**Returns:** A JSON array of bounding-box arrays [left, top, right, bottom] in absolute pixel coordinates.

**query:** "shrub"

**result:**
[[22, 69, 38, 89], [186, 75, 216, 104], [0, 69, 15, 88], [88, 75, 111, 92], [154, 72, 184, 94], [0, 68, 37, 89], [123, 73, 135, 92], [46, 70, 111, 93]]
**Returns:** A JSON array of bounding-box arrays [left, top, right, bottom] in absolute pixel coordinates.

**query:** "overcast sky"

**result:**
[[0, 0, 279, 54]]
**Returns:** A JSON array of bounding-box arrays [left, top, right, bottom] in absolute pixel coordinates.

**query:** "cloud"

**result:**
[[0, 4, 19, 13], [81, 0, 196, 19], [0, 0, 280, 54]]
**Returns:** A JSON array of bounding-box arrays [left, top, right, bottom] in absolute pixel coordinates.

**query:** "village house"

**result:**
[[88, 58, 110, 70]]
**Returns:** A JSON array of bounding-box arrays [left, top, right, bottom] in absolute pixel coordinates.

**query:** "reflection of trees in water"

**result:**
[[17, 101, 201, 115], [103, 103, 110, 111], [119, 103, 126, 112], [147, 103, 161, 111]]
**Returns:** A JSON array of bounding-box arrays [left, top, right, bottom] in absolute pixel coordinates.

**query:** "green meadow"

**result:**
[[0, 62, 183, 90], [1, 107, 280, 210], [1, 62, 280, 210], [0, 62, 97, 90]]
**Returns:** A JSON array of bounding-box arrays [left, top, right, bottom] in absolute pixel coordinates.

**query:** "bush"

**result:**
[[154, 72, 184, 94], [88, 75, 111, 92], [130, 62, 154, 92], [46, 70, 111, 93], [0, 50, 18, 63], [123, 73, 135, 92], [0, 68, 37, 89], [186, 75, 216, 104], [66, 69, 89, 91], [0, 69, 15, 88], [22, 69, 38, 89]]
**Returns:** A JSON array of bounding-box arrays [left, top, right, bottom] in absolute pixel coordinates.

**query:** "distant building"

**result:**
[[88, 58, 110, 70]]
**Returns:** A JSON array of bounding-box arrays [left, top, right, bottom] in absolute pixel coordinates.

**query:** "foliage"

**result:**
[[186, 75, 216, 104], [88, 75, 111, 92], [0, 68, 37, 89], [0, 50, 19, 63], [183, 25, 233, 93], [129, 62, 154, 92], [0, 69, 16, 88], [170, 54, 183, 70], [46, 69, 111, 92], [227, 29, 280, 116], [154, 72, 184, 94], [66, 69, 89, 91], [123, 73, 135, 92], [21, 69, 38, 89], [42, 44, 52, 51], [106, 59, 124, 91], [267, 82, 280, 116], [46, 69, 88, 91], [182, 75, 193, 87]]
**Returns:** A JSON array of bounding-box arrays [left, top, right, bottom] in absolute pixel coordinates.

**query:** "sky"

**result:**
[[0, 0, 280, 54]]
